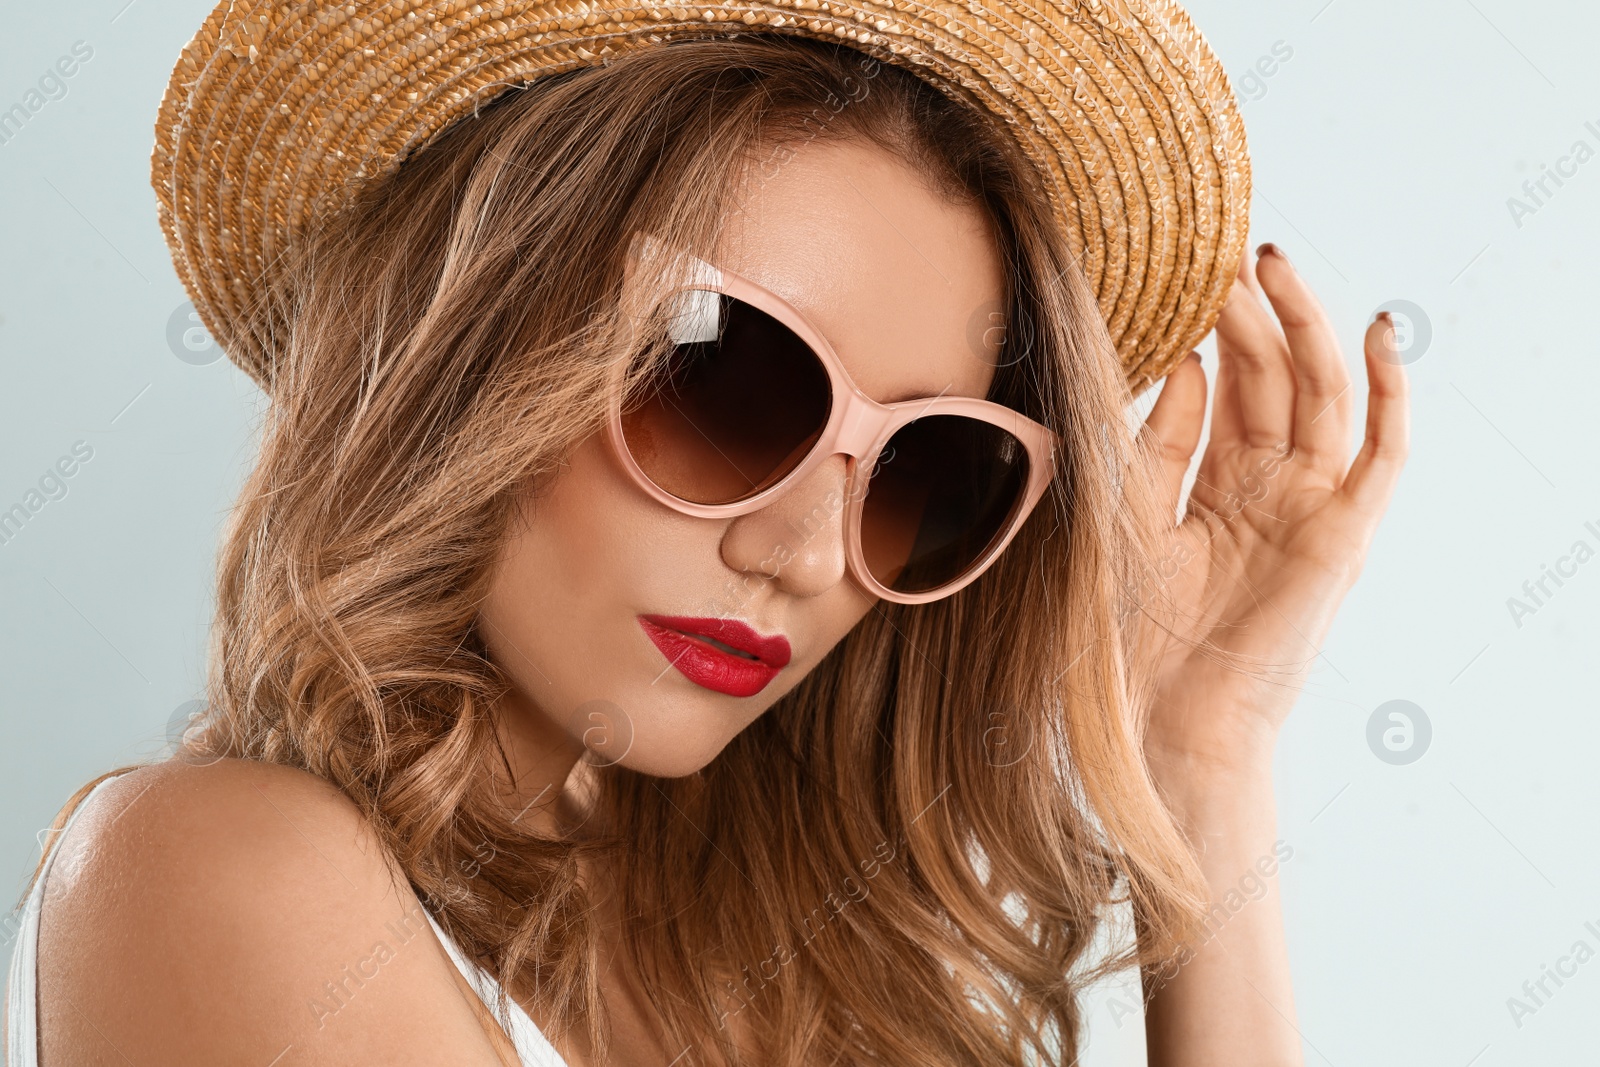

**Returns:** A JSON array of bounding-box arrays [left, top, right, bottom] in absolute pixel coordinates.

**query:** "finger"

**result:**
[[1253, 244, 1355, 467], [1208, 267, 1248, 447], [1208, 246, 1281, 446], [1237, 245, 1267, 303], [1208, 304, 1245, 445], [1139, 352, 1206, 513], [1211, 270, 1296, 446], [1339, 313, 1411, 515]]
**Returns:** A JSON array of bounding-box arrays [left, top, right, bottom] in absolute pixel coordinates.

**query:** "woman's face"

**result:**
[[478, 136, 1005, 781]]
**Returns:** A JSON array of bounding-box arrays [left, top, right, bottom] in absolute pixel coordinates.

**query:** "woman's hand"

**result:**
[[1136, 242, 1411, 780], [1133, 246, 1410, 1067]]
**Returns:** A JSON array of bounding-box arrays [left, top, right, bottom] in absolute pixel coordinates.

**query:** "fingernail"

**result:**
[[1256, 242, 1289, 265], [1376, 310, 1394, 327]]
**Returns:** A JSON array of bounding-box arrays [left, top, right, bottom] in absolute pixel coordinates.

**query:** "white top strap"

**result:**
[[418, 907, 570, 1067], [5, 774, 125, 1067]]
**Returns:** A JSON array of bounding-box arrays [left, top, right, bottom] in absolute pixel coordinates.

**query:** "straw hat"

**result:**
[[151, 0, 1250, 395]]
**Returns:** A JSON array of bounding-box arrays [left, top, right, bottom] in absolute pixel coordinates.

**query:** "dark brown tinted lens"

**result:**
[[620, 289, 831, 506], [860, 415, 1030, 595]]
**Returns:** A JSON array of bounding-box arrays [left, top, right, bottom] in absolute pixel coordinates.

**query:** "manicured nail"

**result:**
[[1376, 310, 1394, 327], [1256, 242, 1289, 265]]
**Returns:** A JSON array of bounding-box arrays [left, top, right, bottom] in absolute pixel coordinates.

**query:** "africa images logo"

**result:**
[[167, 301, 222, 365], [1506, 119, 1600, 229], [0, 40, 94, 148], [1504, 518, 1600, 629], [0, 441, 95, 549], [1366, 699, 1431, 766]]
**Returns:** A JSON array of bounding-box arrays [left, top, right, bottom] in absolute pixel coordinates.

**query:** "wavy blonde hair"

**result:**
[[29, 35, 1206, 1066]]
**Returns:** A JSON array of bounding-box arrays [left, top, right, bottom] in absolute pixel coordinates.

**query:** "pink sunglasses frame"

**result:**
[[604, 238, 1063, 605]]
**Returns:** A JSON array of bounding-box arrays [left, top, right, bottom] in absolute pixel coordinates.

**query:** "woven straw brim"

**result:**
[[152, 0, 1250, 395]]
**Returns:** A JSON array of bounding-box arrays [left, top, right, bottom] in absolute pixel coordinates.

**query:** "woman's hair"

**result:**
[[29, 34, 1208, 1066]]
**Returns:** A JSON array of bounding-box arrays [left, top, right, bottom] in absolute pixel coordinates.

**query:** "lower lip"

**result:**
[[636, 618, 782, 697]]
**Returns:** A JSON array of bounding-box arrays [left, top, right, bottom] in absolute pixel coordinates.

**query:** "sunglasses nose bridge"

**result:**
[[831, 392, 889, 461]]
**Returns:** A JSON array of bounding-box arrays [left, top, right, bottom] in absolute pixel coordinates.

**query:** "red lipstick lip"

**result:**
[[638, 615, 792, 668], [636, 615, 792, 698]]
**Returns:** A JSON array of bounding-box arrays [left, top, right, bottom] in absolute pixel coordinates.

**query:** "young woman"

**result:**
[[5, 8, 1408, 1067]]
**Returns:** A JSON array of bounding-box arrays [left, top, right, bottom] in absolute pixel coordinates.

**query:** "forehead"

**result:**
[[711, 138, 1005, 405]]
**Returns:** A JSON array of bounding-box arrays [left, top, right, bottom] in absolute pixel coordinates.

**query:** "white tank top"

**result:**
[[4, 773, 569, 1067]]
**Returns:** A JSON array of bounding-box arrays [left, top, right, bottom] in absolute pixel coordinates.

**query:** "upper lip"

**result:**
[[639, 615, 793, 669]]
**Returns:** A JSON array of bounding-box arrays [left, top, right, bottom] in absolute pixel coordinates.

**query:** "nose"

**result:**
[[720, 453, 853, 600]]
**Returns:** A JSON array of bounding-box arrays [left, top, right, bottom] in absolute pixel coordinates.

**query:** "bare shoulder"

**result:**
[[36, 757, 514, 1066]]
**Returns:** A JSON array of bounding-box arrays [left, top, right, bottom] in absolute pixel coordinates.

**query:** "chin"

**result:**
[[607, 725, 741, 779], [616, 745, 732, 779]]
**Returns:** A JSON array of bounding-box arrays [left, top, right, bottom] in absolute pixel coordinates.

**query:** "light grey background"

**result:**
[[3, 1, 1596, 1063]]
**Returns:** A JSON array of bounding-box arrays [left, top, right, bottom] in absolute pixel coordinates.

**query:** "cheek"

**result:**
[[536, 438, 655, 584], [494, 434, 677, 622], [481, 430, 792, 733]]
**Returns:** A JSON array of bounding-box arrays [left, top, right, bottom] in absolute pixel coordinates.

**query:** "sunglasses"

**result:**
[[605, 237, 1062, 605]]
